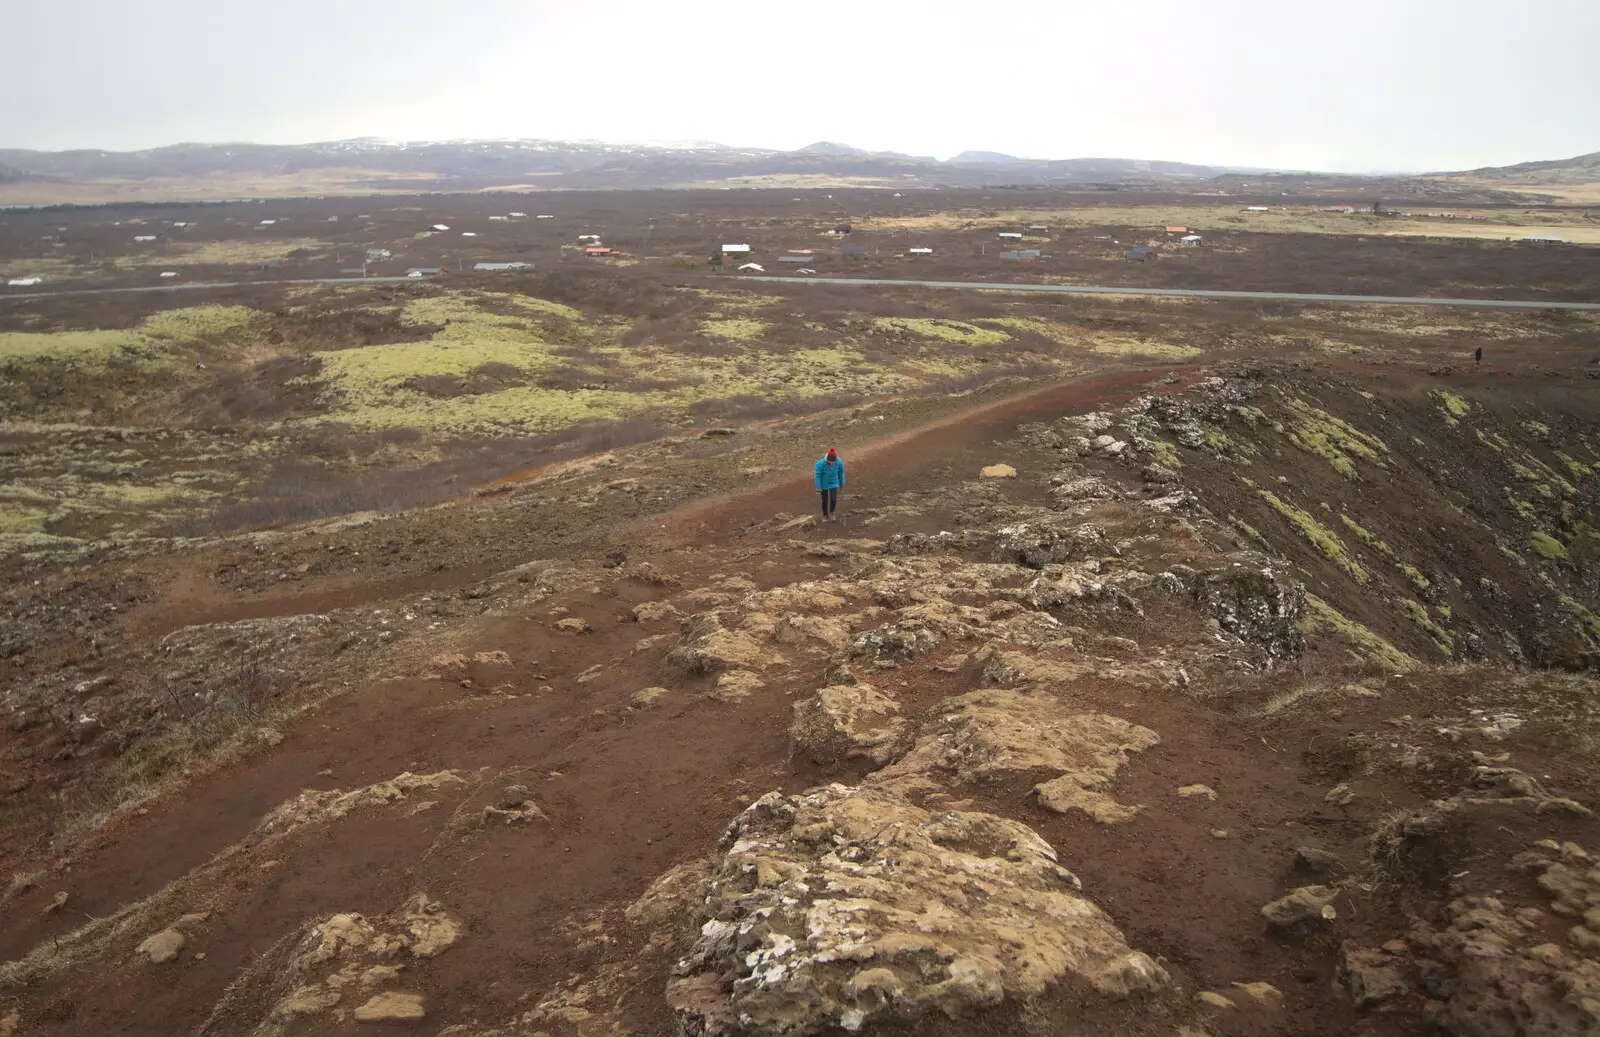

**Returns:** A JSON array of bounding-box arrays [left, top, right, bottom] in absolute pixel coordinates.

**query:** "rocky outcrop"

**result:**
[[669, 612, 779, 675], [203, 894, 460, 1035], [993, 521, 1111, 569], [789, 684, 908, 766], [1176, 561, 1307, 662], [666, 784, 1167, 1037], [872, 688, 1158, 823]]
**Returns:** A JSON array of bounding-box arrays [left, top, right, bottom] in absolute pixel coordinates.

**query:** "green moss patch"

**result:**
[[1434, 390, 1471, 423], [1279, 397, 1388, 478], [1395, 597, 1453, 655], [1259, 490, 1369, 583], [1529, 532, 1569, 560], [1339, 514, 1395, 557], [1298, 594, 1418, 671], [700, 318, 767, 341]]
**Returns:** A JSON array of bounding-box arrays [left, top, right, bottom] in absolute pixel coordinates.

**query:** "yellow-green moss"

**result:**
[[1395, 597, 1454, 655], [0, 304, 269, 369], [1505, 491, 1538, 521], [1475, 429, 1509, 452], [0, 507, 51, 535], [700, 317, 767, 341], [1145, 438, 1182, 469], [873, 318, 1010, 345], [1522, 420, 1551, 439], [1398, 563, 1431, 593], [140, 305, 263, 342], [1339, 513, 1395, 557], [1259, 490, 1369, 583], [1560, 595, 1600, 642], [1510, 461, 1542, 482], [1232, 519, 1270, 550], [1529, 532, 1569, 560], [1298, 594, 1419, 672], [1280, 397, 1388, 478], [1557, 452, 1593, 479], [1435, 391, 1472, 419]]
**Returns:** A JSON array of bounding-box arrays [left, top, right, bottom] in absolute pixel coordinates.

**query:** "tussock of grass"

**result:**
[[1259, 490, 1369, 583]]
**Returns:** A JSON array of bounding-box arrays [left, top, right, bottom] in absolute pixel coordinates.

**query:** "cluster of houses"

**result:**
[[1124, 225, 1203, 261]]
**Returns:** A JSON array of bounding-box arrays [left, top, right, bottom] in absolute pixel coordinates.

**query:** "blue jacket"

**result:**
[[814, 456, 846, 490]]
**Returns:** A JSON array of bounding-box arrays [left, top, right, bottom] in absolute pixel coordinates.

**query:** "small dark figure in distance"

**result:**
[[1475, 347, 1483, 365], [814, 448, 846, 522]]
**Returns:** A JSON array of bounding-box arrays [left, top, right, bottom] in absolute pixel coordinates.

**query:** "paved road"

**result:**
[[4, 273, 1597, 312], [744, 275, 1600, 311], [0, 275, 417, 301]]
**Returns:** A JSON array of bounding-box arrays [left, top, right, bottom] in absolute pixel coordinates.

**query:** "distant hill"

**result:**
[[947, 151, 1026, 165], [0, 138, 1581, 204], [1449, 150, 1600, 185], [0, 138, 1233, 200]]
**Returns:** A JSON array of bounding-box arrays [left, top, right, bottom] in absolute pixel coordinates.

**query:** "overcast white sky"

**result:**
[[4, 0, 1596, 171]]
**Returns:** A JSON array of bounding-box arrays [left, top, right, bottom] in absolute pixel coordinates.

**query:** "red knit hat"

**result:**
[[827, 448, 837, 460]]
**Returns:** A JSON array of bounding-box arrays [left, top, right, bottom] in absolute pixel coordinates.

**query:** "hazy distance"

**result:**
[[3, 0, 1597, 172]]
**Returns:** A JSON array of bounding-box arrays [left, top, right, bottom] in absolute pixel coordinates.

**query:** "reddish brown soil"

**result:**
[[2, 354, 1597, 1037]]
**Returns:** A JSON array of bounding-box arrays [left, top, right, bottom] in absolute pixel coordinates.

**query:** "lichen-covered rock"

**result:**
[[669, 614, 779, 674], [871, 688, 1158, 823], [667, 784, 1167, 1037], [353, 991, 425, 1022], [993, 521, 1111, 569], [789, 684, 908, 766], [1407, 877, 1600, 1036], [135, 928, 185, 964], [1183, 561, 1306, 662]]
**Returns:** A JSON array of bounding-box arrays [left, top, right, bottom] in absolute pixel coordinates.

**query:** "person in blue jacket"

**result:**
[[814, 448, 846, 522]]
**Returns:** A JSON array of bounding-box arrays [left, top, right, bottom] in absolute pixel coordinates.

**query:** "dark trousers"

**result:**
[[819, 487, 838, 517]]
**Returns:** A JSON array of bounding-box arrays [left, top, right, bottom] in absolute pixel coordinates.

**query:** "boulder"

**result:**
[[789, 685, 908, 766], [135, 928, 185, 964], [1339, 945, 1411, 1010], [872, 689, 1158, 823], [669, 615, 776, 675], [667, 785, 1167, 1037], [1261, 885, 1338, 930], [633, 601, 681, 623], [980, 464, 1018, 479], [631, 687, 670, 708], [555, 617, 591, 634]]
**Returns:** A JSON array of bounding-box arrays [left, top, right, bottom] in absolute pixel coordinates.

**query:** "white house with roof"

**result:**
[[908, 247, 933, 254], [737, 262, 764, 271], [722, 243, 751, 254]]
